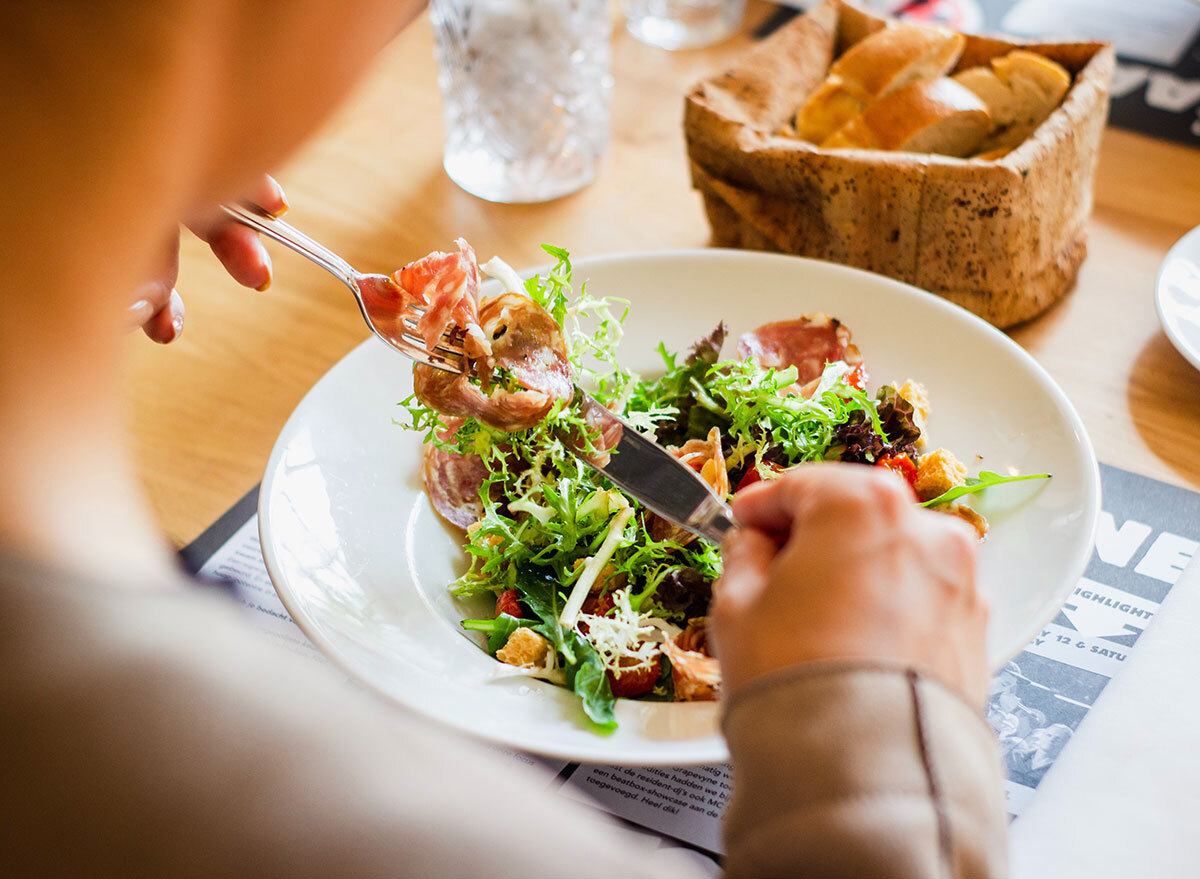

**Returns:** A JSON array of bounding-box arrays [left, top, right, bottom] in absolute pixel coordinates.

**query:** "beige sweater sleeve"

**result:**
[[722, 662, 1008, 879], [1, 556, 1006, 878]]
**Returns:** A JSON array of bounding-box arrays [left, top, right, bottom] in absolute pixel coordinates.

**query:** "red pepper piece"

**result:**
[[495, 589, 524, 619]]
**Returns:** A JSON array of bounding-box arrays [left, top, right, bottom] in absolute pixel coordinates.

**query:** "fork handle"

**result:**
[[220, 203, 358, 288]]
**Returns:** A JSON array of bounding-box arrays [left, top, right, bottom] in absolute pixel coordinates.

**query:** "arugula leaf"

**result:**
[[565, 650, 616, 728], [920, 470, 1051, 508], [462, 614, 527, 655], [515, 566, 617, 731]]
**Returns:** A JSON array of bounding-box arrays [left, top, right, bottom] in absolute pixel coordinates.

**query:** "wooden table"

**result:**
[[120, 3, 1200, 547]]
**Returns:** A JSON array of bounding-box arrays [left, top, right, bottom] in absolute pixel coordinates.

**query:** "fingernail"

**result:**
[[127, 298, 154, 327], [255, 252, 273, 291], [171, 314, 184, 339], [267, 177, 288, 216]]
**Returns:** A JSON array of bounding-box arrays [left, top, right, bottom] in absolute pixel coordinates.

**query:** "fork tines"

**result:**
[[395, 307, 466, 374], [400, 316, 466, 357]]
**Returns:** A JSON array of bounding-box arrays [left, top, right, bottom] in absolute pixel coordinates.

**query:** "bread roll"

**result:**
[[795, 23, 966, 142], [821, 77, 990, 156], [954, 50, 1071, 152]]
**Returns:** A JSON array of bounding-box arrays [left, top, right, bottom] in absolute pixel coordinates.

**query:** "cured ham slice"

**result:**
[[675, 617, 711, 655], [664, 640, 720, 702], [737, 313, 862, 385], [476, 293, 572, 399], [395, 238, 490, 360], [422, 418, 487, 529], [413, 292, 572, 432], [415, 370, 557, 433]]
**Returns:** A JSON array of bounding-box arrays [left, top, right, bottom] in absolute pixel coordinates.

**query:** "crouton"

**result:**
[[932, 502, 989, 540], [496, 628, 550, 668], [914, 447, 967, 501], [897, 379, 930, 446]]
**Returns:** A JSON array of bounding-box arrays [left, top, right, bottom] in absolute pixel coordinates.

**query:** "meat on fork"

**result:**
[[396, 238, 491, 361], [402, 241, 573, 432]]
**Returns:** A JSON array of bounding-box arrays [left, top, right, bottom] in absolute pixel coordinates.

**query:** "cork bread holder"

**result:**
[[683, 0, 1114, 328]]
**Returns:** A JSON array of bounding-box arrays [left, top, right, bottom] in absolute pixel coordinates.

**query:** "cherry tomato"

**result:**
[[608, 660, 660, 698], [735, 461, 786, 492], [876, 453, 919, 497]]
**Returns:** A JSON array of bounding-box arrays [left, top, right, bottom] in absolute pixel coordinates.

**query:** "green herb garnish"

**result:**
[[920, 470, 1051, 508]]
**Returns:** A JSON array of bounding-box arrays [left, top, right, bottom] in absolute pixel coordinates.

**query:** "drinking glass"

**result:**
[[431, 0, 612, 204], [622, 0, 745, 50]]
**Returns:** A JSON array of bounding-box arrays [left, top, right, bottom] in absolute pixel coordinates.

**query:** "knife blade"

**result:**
[[570, 390, 737, 545]]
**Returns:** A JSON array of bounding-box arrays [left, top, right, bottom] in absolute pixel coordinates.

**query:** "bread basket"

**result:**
[[683, 0, 1114, 328]]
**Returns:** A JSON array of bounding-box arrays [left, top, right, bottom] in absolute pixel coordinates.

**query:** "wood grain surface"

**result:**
[[118, 4, 1200, 546]]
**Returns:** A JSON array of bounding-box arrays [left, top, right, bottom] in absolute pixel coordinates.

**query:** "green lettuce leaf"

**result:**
[[515, 566, 617, 731], [461, 614, 527, 655]]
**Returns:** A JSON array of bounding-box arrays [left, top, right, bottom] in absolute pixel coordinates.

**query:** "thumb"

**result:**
[[711, 527, 777, 661], [714, 526, 777, 604]]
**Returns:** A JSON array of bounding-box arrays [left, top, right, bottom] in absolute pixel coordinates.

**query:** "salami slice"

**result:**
[[737, 313, 862, 385], [421, 419, 488, 529]]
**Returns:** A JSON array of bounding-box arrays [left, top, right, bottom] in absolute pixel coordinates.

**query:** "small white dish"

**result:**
[[1156, 225, 1200, 373], [259, 249, 1100, 765]]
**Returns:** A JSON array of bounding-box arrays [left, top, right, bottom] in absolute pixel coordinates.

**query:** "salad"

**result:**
[[397, 241, 1048, 731]]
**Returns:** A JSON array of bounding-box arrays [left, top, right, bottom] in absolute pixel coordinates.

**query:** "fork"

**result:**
[[219, 202, 465, 373], [222, 202, 737, 545]]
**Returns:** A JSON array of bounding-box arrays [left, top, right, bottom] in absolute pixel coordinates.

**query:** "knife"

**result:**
[[572, 390, 737, 545]]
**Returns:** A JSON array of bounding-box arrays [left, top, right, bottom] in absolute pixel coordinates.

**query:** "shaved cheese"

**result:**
[[480, 256, 527, 299], [558, 501, 633, 627], [577, 589, 664, 675]]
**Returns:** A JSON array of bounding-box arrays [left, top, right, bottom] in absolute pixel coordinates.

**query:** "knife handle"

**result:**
[[689, 494, 738, 545]]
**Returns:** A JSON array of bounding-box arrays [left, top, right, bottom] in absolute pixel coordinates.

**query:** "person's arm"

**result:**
[[0, 555, 711, 879], [712, 465, 1007, 879]]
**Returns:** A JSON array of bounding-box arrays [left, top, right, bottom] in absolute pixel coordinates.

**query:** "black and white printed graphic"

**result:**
[[991, 463, 1200, 815]]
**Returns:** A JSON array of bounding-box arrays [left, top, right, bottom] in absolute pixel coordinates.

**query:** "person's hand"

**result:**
[[126, 175, 288, 343], [712, 463, 989, 708]]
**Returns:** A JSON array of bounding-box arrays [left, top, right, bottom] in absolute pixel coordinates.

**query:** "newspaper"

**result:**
[[191, 463, 1200, 853], [986, 463, 1200, 816]]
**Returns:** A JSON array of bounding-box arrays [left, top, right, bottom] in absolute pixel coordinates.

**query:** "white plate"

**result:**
[[1156, 225, 1200, 373], [260, 250, 1100, 765]]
